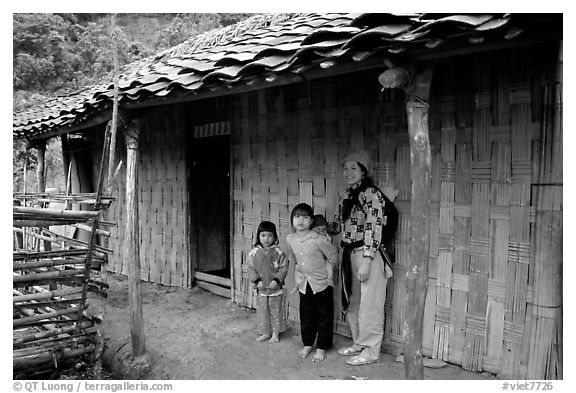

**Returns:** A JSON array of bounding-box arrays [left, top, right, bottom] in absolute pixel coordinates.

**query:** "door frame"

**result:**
[[187, 121, 233, 297]]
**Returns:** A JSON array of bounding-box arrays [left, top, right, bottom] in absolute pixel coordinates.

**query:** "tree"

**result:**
[[156, 14, 220, 50], [13, 14, 83, 92]]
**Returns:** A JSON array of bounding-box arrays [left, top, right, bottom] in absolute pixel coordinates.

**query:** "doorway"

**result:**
[[188, 135, 231, 284]]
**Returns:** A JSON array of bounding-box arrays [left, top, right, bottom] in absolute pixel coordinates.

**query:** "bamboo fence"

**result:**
[[13, 160, 116, 377]]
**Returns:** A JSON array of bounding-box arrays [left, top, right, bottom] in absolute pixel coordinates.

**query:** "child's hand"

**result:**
[[268, 280, 278, 290], [257, 281, 265, 289]]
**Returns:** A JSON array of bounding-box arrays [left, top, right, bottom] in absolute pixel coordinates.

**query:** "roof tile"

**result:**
[[13, 13, 560, 138]]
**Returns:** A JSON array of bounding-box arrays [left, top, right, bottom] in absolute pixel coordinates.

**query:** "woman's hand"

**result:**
[[257, 281, 265, 289], [327, 264, 334, 284], [268, 280, 278, 290], [357, 257, 372, 282]]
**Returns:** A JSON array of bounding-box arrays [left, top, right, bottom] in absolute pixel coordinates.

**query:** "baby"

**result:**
[[311, 214, 331, 241]]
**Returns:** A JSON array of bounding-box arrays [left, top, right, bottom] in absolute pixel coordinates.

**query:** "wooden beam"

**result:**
[[194, 271, 232, 288], [403, 67, 434, 380], [405, 33, 561, 62], [124, 118, 146, 357]]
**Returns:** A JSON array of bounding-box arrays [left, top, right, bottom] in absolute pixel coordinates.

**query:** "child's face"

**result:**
[[259, 231, 275, 248], [292, 213, 312, 232]]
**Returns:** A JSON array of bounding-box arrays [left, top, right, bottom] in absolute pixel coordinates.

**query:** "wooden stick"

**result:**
[[13, 298, 84, 311], [14, 219, 85, 227], [13, 305, 87, 327], [13, 257, 97, 271], [74, 223, 110, 237], [14, 334, 93, 357], [13, 317, 93, 329], [14, 206, 101, 219], [13, 268, 85, 284], [107, 12, 120, 190], [14, 322, 93, 346], [13, 193, 116, 204], [13, 287, 83, 303], [13, 345, 94, 370], [105, 160, 123, 195], [40, 228, 112, 254], [75, 119, 111, 333], [13, 248, 90, 260]]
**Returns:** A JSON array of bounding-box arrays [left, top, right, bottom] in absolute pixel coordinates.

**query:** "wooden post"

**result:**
[[124, 119, 146, 357], [403, 68, 433, 380], [61, 134, 71, 192], [35, 140, 47, 193], [34, 140, 54, 257]]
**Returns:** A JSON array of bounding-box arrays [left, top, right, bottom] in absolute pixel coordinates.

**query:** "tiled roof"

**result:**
[[13, 13, 561, 139]]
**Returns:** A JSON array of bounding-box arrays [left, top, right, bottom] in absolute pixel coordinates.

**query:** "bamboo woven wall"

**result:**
[[230, 44, 561, 379], [105, 105, 190, 287]]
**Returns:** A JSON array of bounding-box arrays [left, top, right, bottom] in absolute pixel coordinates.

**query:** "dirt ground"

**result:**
[[93, 273, 497, 380]]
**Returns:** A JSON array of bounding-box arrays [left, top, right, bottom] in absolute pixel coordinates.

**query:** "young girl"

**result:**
[[246, 221, 288, 344], [291, 214, 334, 294], [286, 203, 337, 362]]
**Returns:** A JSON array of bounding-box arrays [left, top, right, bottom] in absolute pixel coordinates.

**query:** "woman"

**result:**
[[331, 150, 393, 366]]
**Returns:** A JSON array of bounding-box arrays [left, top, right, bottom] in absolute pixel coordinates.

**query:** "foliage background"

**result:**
[[13, 13, 252, 192]]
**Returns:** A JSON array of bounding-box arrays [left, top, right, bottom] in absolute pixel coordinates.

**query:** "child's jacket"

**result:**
[[286, 231, 338, 295], [246, 245, 288, 296]]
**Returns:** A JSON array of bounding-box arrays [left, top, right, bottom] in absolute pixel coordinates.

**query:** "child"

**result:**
[[291, 214, 334, 293], [286, 203, 337, 362], [246, 221, 288, 344]]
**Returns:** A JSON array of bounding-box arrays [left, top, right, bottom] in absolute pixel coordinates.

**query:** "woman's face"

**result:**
[[259, 231, 275, 248], [292, 213, 312, 232], [342, 160, 364, 186]]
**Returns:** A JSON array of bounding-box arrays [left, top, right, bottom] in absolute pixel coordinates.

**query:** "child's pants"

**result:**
[[257, 293, 285, 336], [299, 283, 334, 350], [346, 248, 388, 361]]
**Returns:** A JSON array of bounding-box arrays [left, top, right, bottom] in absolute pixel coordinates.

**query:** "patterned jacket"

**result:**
[[246, 245, 288, 296]]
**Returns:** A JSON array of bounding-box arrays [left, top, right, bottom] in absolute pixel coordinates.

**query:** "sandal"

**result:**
[[337, 346, 362, 356], [346, 355, 378, 366]]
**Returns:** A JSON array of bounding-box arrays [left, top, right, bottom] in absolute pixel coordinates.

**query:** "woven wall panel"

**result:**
[[107, 105, 189, 287]]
